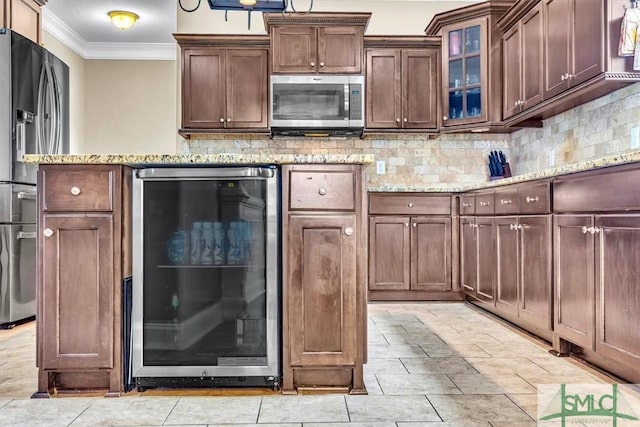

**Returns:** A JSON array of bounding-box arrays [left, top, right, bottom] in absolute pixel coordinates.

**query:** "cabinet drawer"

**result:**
[[554, 166, 640, 212], [518, 182, 551, 214], [460, 195, 475, 215], [369, 194, 451, 215], [494, 188, 518, 215], [42, 168, 115, 212], [475, 192, 495, 215], [289, 170, 355, 210]]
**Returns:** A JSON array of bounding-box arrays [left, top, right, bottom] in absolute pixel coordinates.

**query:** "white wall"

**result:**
[[42, 30, 85, 154]]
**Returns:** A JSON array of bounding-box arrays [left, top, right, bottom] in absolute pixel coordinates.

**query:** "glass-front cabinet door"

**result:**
[[442, 18, 488, 126]]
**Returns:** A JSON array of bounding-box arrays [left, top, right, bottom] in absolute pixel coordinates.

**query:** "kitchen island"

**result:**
[[24, 154, 372, 397]]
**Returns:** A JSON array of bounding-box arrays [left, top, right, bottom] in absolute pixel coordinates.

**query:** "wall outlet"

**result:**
[[376, 160, 385, 175], [548, 149, 555, 167], [631, 126, 640, 149]]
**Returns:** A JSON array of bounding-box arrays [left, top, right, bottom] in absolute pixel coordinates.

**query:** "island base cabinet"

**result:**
[[282, 164, 366, 394], [35, 165, 130, 397]]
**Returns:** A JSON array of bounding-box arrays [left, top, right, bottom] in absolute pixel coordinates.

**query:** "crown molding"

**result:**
[[42, 8, 176, 61]]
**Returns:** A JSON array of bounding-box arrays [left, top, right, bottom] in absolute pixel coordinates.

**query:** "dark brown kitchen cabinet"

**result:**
[[495, 216, 519, 316], [542, 0, 603, 99], [282, 164, 366, 394], [364, 37, 439, 130], [35, 164, 131, 397], [425, 1, 513, 130], [502, 3, 543, 119], [368, 193, 460, 301], [264, 13, 370, 74], [460, 216, 496, 302], [4, 0, 45, 45], [174, 35, 270, 136]]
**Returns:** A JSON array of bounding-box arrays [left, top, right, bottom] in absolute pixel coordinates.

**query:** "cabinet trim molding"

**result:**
[[264, 12, 372, 31]]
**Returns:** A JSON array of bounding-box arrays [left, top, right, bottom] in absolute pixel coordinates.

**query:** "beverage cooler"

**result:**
[[131, 167, 280, 389]]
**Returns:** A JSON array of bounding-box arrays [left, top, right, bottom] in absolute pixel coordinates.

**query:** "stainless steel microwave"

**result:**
[[270, 75, 364, 131]]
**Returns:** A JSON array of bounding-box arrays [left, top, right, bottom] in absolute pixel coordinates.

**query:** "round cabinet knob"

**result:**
[[412, 223, 417, 228], [405, 223, 409, 228], [396, 118, 401, 123], [515, 100, 519, 107], [509, 224, 516, 230], [561, 74, 566, 81], [227, 118, 231, 122], [318, 187, 327, 196], [582, 226, 589, 234], [70, 186, 81, 196], [43, 228, 54, 238], [220, 118, 225, 123], [443, 116, 448, 121], [320, 62, 325, 67], [403, 118, 408, 123], [344, 227, 354, 236], [310, 62, 315, 67], [408, 203, 413, 208]]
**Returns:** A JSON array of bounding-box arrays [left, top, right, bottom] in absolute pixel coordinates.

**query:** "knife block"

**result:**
[[490, 163, 512, 181]]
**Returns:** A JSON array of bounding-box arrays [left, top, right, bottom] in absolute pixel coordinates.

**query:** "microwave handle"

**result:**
[[344, 84, 349, 119]]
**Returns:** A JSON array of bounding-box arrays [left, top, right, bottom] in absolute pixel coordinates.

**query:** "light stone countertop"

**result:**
[[368, 150, 640, 193], [22, 153, 375, 165]]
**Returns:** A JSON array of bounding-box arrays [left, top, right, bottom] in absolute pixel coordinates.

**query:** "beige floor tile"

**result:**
[[164, 396, 262, 424], [305, 423, 395, 427], [364, 358, 409, 376], [376, 373, 461, 395], [367, 344, 428, 359], [400, 357, 477, 375], [364, 375, 384, 396], [0, 398, 93, 427], [506, 393, 539, 419], [448, 373, 536, 395], [465, 357, 550, 376], [258, 395, 349, 423], [421, 343, 492, 358], [427, 394, 532, 422], [68, 396, 179, 426], [382, 333, 446, 346], [397, 422, 490, 427], [0, 377, 38, 399], [346, 395, 440, 422], [209, 424, 300, 427]]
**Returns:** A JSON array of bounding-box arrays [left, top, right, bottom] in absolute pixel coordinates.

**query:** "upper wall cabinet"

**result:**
[[4, 0, 46, 45], [264, 12, 371, 74], [175, 35, 270, 138], [364, 37, 440, 130], [425, 1, 515, 131], [498, 0, 640, 126]]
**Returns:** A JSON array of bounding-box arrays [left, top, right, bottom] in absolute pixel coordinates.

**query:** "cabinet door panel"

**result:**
[[403, 49, 438, 128], [289, 215, 356, 366], [42, 215, 114, 370], [10, 0, 41, 44], [495, 217, 518, 315], [460, 217, 477, 294], [226, 49, 268, 128], [365, 49, 401, 129], [543, 0, 571, 99], [502, 24, 521, 119], [318, 26, 363, 74], [572, 0, 604, 86], [272, 26, 316, 73], [411, 217, 451, 291], [476, 217, 495, 302], [519, 215, 552, 331], [595, 215, 640, 368], [1, 0, 6, 28], [369, 216, 410, 291], [521, 4, 543, 109], [554, 215, 594, 349], [182, 49, 225, 128]]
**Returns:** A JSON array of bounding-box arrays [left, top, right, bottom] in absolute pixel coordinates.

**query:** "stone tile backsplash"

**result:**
[[184, 83, 640, 190]]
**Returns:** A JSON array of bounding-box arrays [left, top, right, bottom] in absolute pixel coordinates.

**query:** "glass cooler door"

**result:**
[[131, 167, 279, 379]]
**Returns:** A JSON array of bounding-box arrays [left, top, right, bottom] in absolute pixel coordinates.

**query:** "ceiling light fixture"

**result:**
[[108, 10, 139, 30]]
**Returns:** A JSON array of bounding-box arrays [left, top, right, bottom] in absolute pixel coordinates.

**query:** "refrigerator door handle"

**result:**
[[36, 62, 47, 154], [17, 232, 36, 240], [17, 191, 36, 200], [49, 63, 62, 154]]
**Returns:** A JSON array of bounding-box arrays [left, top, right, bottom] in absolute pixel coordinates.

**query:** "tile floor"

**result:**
[[1, 302, 639, 426]]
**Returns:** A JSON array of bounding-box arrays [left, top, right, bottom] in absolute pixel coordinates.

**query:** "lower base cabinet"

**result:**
[[35, 164, 131, 397], [282, 164, 367, 394]]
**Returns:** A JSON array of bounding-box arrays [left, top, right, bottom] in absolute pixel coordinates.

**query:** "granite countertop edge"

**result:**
[[22, 153, 375, 165]]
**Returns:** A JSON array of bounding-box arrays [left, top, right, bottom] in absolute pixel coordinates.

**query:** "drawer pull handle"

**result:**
[[526, 196, 539, 203], [70, 186, 81, 196], [318, 187, 327, 196], [582, 226, 588, 234], [509, 223, 516, 230], [463, 203, 471, 208], [43, 228, 54, 238], [582, 226, 599, 234], [480, 201, 490, 207], [408, 203, 413, 208], [344, 227, 353, 236], [500, 199, 512, 205]]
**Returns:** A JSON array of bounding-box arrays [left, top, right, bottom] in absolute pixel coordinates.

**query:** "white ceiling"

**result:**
[[43, 0, 481, 60]]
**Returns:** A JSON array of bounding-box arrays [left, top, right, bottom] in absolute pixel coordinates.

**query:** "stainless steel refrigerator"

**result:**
[[0, 29, 69, 326]]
